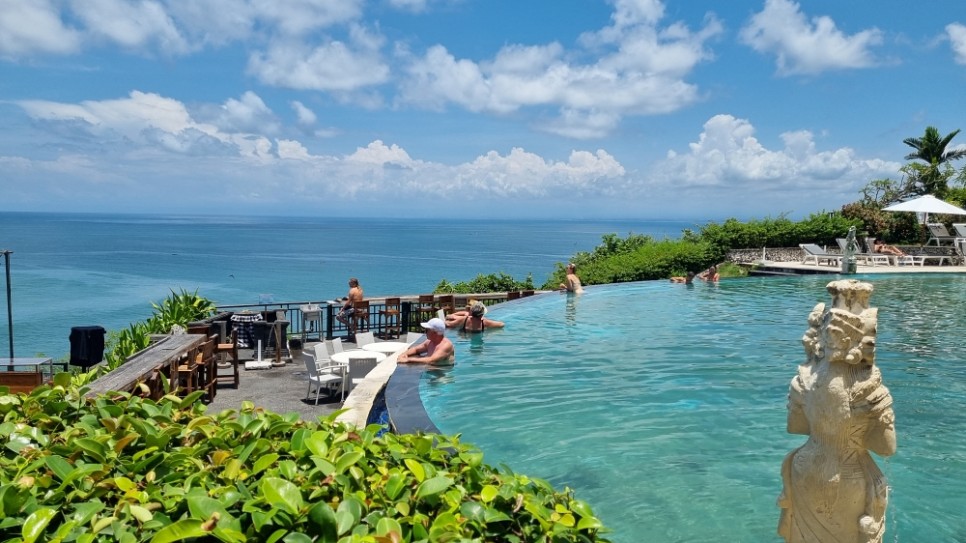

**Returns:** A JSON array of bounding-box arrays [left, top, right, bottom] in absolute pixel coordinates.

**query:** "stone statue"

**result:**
[[841, 226, 859, 274], [777, 280, 896, 543]]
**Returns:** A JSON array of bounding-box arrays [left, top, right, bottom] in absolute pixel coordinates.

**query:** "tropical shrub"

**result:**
[[691, 213, 860, 249], [434, 273, 535, 294], [102, 289, 217, 371], [0, 380, 611, 542], [541, 239, 718, 288]]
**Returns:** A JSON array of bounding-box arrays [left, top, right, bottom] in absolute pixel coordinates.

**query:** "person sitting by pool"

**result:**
[[698, 265, 720, 282], [446, 301, 505, 332], [398, 317, 455, 365], [873, 239, 906, 257], [670, 271, 696, 284]]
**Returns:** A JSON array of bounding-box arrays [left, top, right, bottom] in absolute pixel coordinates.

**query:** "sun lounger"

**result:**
[[800, 243, 842, 267], [925, 223, 957, 246], [835, 238, 890, 267]]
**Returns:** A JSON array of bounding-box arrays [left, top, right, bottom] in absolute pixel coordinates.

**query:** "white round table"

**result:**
[[361, 342, 411, 355], [330, 350, 387, 365]]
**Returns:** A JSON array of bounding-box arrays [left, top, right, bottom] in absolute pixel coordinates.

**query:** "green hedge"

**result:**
[[0, 378, 611, 542]]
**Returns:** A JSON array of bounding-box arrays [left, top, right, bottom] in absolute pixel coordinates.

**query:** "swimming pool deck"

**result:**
[[204, 340, 358, 422], [751, 260, 966, 275]]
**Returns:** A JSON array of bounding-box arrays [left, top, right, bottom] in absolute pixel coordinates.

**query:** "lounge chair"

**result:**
[[952, 223, 966, 238], [863, 237, 908, 266], [799, 243, 842, 267], [835, 238, 890, 267], [925, 223, 957, 246]]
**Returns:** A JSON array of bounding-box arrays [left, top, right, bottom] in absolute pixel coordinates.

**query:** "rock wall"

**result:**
[[727, 245, 960, 265]]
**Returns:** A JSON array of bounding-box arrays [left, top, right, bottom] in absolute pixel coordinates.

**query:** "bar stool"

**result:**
[[351, 300, 370, 335], [378, 297, 401, 339]]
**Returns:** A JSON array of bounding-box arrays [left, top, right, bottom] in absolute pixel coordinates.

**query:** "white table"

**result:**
[[361, 342, 411, 355], [331, 351, 387, 365]]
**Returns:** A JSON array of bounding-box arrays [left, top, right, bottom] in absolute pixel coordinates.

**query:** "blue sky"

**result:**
[[2, 0, 965, 220]]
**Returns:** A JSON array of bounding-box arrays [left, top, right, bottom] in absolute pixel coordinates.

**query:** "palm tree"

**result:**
[[902, 126, 966, 196], [903, 126, 966, 164]]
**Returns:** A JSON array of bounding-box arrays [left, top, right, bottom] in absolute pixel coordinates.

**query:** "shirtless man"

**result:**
[[397, 317, 455, 365], [336, 277, 364, 329]]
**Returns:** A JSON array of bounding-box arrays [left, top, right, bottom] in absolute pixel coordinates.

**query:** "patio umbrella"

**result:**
[[882, 194, 966, 223]]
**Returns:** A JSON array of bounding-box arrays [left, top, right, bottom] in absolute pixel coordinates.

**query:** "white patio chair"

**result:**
[[354, 331, 375, 348], [302, 351, 341, 405], [326, 338, 344, 354], [344, 356, 380, 401]]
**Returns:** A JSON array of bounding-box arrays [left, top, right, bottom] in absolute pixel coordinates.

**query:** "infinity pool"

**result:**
[[420, 274, 966, 542]]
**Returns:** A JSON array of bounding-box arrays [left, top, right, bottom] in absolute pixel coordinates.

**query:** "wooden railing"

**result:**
[[215, 291, 539, 344]]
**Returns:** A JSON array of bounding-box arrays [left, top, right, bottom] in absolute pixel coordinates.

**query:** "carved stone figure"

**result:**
[[777, 280, 896, 543]]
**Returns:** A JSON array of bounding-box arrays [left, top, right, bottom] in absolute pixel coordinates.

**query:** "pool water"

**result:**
[[420, 274, 966, 542]]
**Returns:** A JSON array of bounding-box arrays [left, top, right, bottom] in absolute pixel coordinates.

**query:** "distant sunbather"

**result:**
[[873, 240, 906, 257]]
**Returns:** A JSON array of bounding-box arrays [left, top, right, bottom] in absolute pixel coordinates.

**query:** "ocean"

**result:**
[[0, 212, 695, 360]]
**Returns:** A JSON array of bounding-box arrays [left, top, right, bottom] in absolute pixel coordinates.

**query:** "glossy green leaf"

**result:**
[[252, 453, 279, 476], [416, 476, 453, 499], [375, 517, 403, 537], [479, 485, 499, 503], [335, 497, 362, 536], [384, 472, 406, 500], [22, 507, 57, 543], [260, 477, 303, 516], [306, 501, 338, 543], [576, 515, 604, 530], [334, 450, 364, 474], [44, 455, 73, 481], [149, 519, 206, 543], [404, 459, 424, 482]]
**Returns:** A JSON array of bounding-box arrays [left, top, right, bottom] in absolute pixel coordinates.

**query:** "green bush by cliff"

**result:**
[[0, 378, 611, 543]]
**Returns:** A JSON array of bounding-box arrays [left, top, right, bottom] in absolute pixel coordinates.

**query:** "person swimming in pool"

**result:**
[[447, 301, 505, 333]]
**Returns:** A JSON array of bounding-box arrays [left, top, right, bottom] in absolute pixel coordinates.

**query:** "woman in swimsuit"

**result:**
[[452, 301, 505, 333]]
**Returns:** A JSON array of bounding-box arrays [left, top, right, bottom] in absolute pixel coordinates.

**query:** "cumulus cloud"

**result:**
[[398, 2, 721, 139], [0, 0, 364, 59], [740, 0, 883, 75], [0, 0, 82, 58], [948, 23, 966, 64], [71, 0, 189, 55], [247, 25, 390, 92], [655, 114, 899, 192], [14, 91, 287, 159], [291, 101, 317, 126]]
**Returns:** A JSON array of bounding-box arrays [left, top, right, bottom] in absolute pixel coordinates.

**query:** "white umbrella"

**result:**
[[883, 194, 966, 223]]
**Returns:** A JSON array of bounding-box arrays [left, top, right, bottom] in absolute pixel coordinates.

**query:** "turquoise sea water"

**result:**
[[422, 275, 966, 542], [0, 212, 690, 360]]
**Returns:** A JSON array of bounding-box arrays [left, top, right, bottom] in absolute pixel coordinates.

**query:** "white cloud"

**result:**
[[291, 101, 317, 126], [0, 0, 365, 59], [656, 114, 899, 191], [947, 23, 966, 64], [69, 0, 189, 55], [740, 0, 883, 75], [399, 5, 720, 139], [0, 0, 82, 58], [213, 91, 279, 133], [247, 25, 390, 92]]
